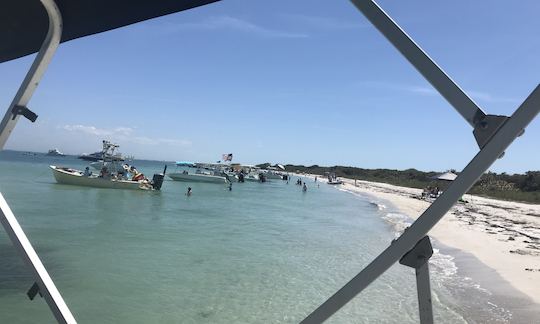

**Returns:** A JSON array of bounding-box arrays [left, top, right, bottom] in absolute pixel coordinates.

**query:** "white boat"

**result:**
[[244, 173, 261, 182], [50, 166, 162, 190], [262, 171, 283, 180], [168, 171, 228, 184], [78, 140, 125, 162], [327, 179, 344, 185], [327, 172, 343, 185], [169, 161, 231, 184], [46, 148, 65, 156]]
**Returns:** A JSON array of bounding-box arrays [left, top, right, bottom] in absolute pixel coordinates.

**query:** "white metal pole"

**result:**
[[349, 0, 486, 127], [301, 84, 540, 323], [0, 1, 75, 323], [416, 263, 433, 324], [0, 0, 63, 149], [0, 194, 76, 323]]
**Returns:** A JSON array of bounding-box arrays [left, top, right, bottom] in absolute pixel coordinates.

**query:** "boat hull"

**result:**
[[50, 166, 149, 190], [263, 172, 283, 180], [168, 172, 227, 184], [327, 180, 343, 185]]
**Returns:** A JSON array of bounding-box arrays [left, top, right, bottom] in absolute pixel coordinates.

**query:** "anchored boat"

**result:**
[[51, 141, 166, 190], [50, 166, 163, 190], [168, 162, 229, 184], [46, 148, 65, 156]]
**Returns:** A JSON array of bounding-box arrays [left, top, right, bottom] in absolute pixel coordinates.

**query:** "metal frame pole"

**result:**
[[415, 263, 434, 324], [300, 0, 540, 320], [0, 1, 75, 323], [0, 194, 76, 323], [0, 0, 63, 148], [349, 0, 486, 127], [302, 85, 540, 323], [400, 236, 435, 324]]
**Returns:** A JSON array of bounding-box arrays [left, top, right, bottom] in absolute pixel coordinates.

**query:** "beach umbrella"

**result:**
[[431, 171, 458, 181]]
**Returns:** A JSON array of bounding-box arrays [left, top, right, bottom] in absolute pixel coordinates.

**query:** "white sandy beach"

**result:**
[[305, 175, 540, 304]]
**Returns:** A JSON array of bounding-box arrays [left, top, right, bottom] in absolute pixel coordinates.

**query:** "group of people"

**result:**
[[85, 163, 146, 182], [295, 178, 308, 192], [421, 186, 440, 199]]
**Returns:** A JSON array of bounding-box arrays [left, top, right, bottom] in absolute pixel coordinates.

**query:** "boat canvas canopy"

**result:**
[[0, 0, 220, 64], [431, 172, 458, 181], [175, 161, 195, 167]]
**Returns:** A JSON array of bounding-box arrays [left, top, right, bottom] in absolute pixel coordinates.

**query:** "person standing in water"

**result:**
[[303, 183, 307, 192], [186, 187, 192, 196]]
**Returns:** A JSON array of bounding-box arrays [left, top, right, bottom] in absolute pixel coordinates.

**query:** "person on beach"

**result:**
[[186, 187, 192, 196]]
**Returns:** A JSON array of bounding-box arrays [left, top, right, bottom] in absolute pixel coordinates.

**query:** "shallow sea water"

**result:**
[[0, 151, 511, 323]]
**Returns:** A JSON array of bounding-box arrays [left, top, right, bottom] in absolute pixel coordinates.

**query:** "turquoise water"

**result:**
[[0, 151, 509, 323]]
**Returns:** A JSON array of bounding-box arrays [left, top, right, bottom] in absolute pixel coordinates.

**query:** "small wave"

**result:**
[[381, 212, 412, 237], [430, 248, 458, 278], [336, 187, 388, 212], [369, 201, 387, 210]]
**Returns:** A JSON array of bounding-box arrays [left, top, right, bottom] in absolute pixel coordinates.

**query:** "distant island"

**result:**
[[257, 163, 540, 204]]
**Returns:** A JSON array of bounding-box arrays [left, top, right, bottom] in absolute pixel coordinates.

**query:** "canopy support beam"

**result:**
[[0, 1, 76, 323], [349, 0, 486, 129], [300, 0, 540, 322], [302, 84, 540, 323], [399, 236, 434, 324], [0, 0, 63, 148]]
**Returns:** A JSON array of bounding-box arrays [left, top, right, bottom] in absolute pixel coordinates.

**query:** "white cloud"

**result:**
[[355, 81, 438, 96], [62, 124, 127, 136], [356, 81, 518, 104], [161, 15, 308, 39], [279, 13, 365, 30], [404, 85, 438, 96], [467, 90, 518, 104], [61, 124, 191, 147]]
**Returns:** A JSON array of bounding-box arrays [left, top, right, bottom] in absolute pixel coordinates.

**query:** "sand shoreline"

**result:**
[[301, 174, 540, 305]]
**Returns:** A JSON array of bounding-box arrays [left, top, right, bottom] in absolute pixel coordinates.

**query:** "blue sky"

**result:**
[[1, 0, 539, 173]]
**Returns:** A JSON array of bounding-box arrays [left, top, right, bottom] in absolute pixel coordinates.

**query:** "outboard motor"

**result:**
[[151, 165, 167, 190]]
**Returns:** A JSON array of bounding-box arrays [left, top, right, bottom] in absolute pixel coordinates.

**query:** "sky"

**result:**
[[0, 0, 539, 173]]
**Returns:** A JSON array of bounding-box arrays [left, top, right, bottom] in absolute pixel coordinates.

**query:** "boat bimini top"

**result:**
[[1, 1, 539, 324], [175, 161, 196, 167]]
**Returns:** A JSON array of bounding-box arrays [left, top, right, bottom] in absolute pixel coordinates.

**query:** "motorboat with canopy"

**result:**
[[0, 1, 539, 323], [168, 161, 230, 184], [50, 140, 166, 190]]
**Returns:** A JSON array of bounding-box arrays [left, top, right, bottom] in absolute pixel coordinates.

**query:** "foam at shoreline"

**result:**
[[302, 173, 540, 321]]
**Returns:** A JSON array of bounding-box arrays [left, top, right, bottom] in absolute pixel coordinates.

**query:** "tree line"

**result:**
[[257, 163, 540, 204]]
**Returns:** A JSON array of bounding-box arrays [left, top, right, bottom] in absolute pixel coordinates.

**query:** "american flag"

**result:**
[[222, 153, 233, 162]]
